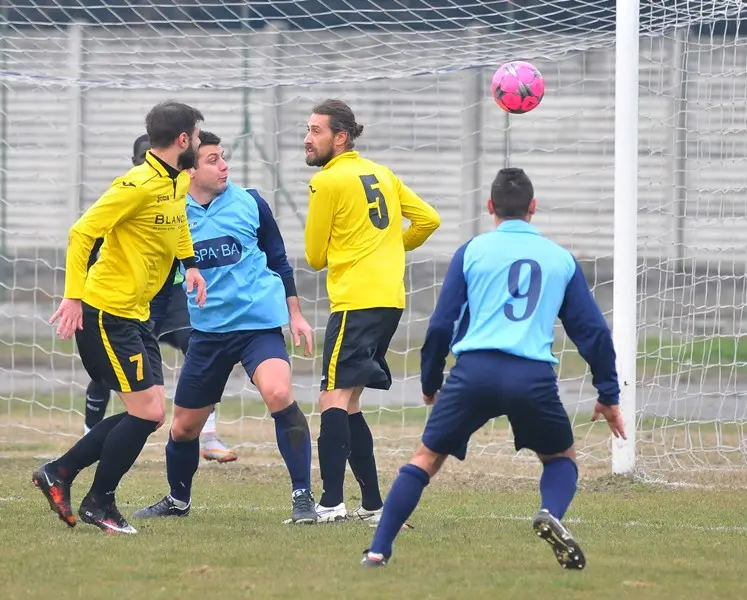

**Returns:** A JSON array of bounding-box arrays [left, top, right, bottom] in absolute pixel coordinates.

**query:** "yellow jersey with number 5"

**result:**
[[304, 151, 440, 312]]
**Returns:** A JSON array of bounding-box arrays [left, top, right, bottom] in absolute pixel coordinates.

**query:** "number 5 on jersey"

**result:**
[[359, 174, 389, 229]]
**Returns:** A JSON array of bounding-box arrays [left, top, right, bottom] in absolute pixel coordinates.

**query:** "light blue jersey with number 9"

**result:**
[[451, 220, 576, 364]]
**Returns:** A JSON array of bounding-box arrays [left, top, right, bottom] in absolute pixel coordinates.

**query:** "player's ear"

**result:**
[[528, 198, 537, 215], [486, 198, 495, 216], [177, 131, 189, 149]]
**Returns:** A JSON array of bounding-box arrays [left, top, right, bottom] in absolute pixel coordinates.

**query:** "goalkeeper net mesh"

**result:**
[[1, 0, 746, 486]]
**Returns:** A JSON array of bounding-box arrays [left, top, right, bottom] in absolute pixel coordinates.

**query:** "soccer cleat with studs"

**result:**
[[132, 495, 190, 519], [32, 463, 76, 528], [532, 509, 586, 570], [200, 437, 238, 463], [360, 549, 389, 568], [78, 495, 137, 534], [290, 489, 318, 524]]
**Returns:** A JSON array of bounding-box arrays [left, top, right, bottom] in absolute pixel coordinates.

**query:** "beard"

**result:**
[[305, 146, 335, 167], [178, 146, 197, 170]]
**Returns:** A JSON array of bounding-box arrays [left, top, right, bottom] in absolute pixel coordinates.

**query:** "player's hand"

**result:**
[[289, 312, 314, 356], [422, 391, 439, 406], [591, 401, 627, 440], [185, 268, 207, 307], [49, 298, 83, 340]]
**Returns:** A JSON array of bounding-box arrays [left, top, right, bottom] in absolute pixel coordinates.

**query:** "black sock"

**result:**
[[88, 414, 159, 501], [84, 381, 112, 430], [317, 407, 350, 507], [348, 411, 383, 510], [51, 412, 128, 481]]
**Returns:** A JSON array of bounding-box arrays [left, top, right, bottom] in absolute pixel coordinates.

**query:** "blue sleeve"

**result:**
[[148, 259, 178, 337], [558, 258, 620, 405], [251, 190, 297, 298], [420, 243, 469, 396]]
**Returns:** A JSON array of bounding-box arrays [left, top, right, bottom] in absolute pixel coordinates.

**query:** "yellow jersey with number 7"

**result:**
[[304, 151, 440, 312]]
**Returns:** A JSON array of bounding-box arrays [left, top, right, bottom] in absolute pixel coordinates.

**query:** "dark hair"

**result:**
[[490, 167, 534, 218], [194, 130, 221, 168], [199, 130, 221, 147], [132, 133, 149, 156], [145, 101, 204, 149], [312, 99, 364, 149]]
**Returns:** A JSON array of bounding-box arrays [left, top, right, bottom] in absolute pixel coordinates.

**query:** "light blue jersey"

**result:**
[[421, 219, 618, 402], [184, 182, 289, 333], [452, 220, 575, 362]]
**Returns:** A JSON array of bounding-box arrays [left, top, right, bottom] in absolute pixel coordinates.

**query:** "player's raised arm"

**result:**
[[420, 242, 469, 401], [558, 258, 620, 403], [398, 178, 441, 251], [64, 180, 143, 300], [254, 189, 313, 356], [304, 176, 335, 270]]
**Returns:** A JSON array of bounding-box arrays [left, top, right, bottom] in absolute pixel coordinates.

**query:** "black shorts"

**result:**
[[320, 307, 403, 392], [76, 302, 164, 393], [157, 284, 191, 337]]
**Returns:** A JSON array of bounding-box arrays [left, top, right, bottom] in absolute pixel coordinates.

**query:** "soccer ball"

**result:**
[[490, 61, 545, 114]]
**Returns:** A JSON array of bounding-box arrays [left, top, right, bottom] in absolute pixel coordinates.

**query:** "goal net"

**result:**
[[1, 1, 746, 485]]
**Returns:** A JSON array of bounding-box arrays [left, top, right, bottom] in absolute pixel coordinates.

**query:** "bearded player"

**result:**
[[82, 133, 237, 462], [34, 101, 207, 534], [304, 99, 441, 523]]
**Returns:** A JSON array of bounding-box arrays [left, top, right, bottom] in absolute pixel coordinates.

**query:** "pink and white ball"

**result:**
[[491, 61, 545, 114]]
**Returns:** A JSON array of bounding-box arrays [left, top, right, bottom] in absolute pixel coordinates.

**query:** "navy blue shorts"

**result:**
[[421, 350, 574, 460], [174, 328, 289, 409]]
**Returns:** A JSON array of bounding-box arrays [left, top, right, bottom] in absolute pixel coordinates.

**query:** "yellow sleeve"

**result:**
[[64, 178, 143, 299], [398, 178, 441, 251], [304, 177, 335, 271], [176, 212, 195, 261]]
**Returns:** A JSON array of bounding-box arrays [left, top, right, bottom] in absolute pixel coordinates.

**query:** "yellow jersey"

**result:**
[[304, 151, 440, 312], [64, 151, 195, 321]]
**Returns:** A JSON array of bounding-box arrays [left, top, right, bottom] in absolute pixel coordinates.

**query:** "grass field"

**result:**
[[3, 402, 747, 600], [2, 452, 747, 600], [3, 331, 747, 598]]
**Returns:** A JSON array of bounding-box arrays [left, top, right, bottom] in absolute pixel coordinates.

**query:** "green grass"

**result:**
[[1, 457, 746, 600], [4, 333, 747, 380]]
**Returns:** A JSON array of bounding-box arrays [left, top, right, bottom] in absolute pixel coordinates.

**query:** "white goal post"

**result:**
[[1, 1, 747, 485], [612, 0, 640, 475]]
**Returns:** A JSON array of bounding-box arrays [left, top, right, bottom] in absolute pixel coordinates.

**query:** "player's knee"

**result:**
[[171, 407, 209, 441], [121, 387, 165, 423], [262, 382, 292, 413], [319, 388, 352, 412], [410, 443, 446, 477], [536, 445, 576, 464], [140, 399, 165, 425]]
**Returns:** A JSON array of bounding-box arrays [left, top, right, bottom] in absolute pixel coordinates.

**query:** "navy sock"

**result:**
[[84, 381, 112, 430], [89, 414, 159, 501], [317, 407, 350, 507], [539, 457, 578, 520], [348, 412, 383, 510], [52, 412, 128, 481], [271, 401, 312, 493], [370, 464, 430, 557], [166, 434, 200, 504]]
